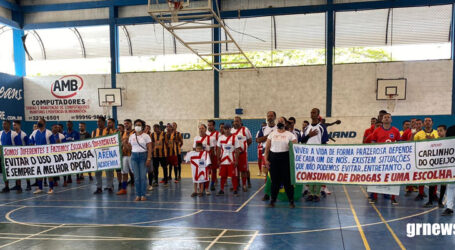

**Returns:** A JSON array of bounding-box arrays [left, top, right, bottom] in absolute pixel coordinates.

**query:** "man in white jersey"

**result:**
[[12, 120, 30, 192], [302, 108, 329, 202], [256, 111, 277, 201], [207, 120, 220, 191], [231, 117, 252, 192], [216, 123, 241, 196]]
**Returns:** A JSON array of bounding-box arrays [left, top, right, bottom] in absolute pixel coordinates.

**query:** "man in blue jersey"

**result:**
[[10, 120, 31, 192], [29, 118, 57, 194], [0, 120, 18, 193], [64, 121, 80, 185]]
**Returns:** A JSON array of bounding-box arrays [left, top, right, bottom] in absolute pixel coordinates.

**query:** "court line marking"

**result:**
[[343, 185, 371, 250], [359, 187, 406, 250], [235, 184, 265, 212], [0, 223, 65, 249], [244, 230, 259, 250], [205, 229, 227, 250]]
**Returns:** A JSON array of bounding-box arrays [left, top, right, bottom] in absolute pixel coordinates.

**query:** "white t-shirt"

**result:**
[[231, 126, 252, 153], [217, 134, 241, 165], [268, 131, 296, 153], [193, 135, 211, 151], [304, 123, 328, 145], [206, 130, 220, 148], [129, 133, 151, 153], [185, 151, 211, 183]]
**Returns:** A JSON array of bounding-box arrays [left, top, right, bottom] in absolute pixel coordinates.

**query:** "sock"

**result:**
[[220, 177, 227, 191], [233, 177, 239, 191], [122, 181, 127, 190], [373, 193, 378, 199], [419, 186, 424, 195], [49, 181, 54, 189], [391, 195, 396, 200], [38, 180, 43, 190], [242, 177, 247, 187]]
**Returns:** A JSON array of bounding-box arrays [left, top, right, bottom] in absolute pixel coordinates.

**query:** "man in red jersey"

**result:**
[[363, 117, 377, 143], [368, 113, 401, 205]]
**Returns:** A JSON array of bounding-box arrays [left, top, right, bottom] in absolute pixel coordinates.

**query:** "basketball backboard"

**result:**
[[98, 88, 122, 107], [376, 78, 407, 100]]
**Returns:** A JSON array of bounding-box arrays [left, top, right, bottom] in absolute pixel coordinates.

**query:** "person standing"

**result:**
[[117, 119, 135, 195], [172, 122, 184, 181], [151, 124, 168, 187], [11, 120, 30, 192], [63, 121, 80, 185], [127, 119, 152, 201], [414, 117, 439, 203], [363, 117, 377, 143], [442, 124, 455, 216], [29, 118, 57, 194], [302, 108, 329, 202], [256, 111, 277, 201], [232, 117, 252, 192], [264, 116, 297, 208], [288, 117, 301, 143], [93, 117, 115, 194], [436, 125, 448, 208], [216, 123, 241, 196], [0, 121, 18, 193], [256, 122, 267, 176], [185, 142, 211, 197], [207, 120, 220, 191], [166, 123, 180, 183], [79, 122, 93, 181]]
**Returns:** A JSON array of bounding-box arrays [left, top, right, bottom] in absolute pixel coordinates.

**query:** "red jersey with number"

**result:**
[[370, 126, 401, 143]]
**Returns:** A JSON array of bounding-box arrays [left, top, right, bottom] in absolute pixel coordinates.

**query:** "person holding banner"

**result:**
[[63, 121, 80, 185], [127, 119, 152, 201], [29, 118, 57, 194], [93, 117, 116, 194], [0, 120, 18, 193], [414, 117, 439, 203], [79, 122, 93, 181], [368, 113, 401, 205], [185, 142, 211, 197], [264, 116, 297, 208], [12, 120, 31, 192]]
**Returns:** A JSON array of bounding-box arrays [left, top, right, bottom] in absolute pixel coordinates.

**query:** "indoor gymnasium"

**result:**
[[1, 0, 455, 249]]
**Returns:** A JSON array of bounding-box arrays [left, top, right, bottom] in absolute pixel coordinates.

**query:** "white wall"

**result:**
[[25, 8, 108, 24], [332, 60, 453, 117]]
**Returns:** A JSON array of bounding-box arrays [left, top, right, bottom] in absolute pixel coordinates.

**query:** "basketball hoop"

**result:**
[[168, 0, 184, 22], [386, 94, 398, 112], [101, 101, 114, 118]]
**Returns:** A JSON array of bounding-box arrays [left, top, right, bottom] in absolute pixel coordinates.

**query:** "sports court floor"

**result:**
[[0, 165, 452, 250]]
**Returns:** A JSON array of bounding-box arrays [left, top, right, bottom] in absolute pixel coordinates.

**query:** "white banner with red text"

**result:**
[[290, 138, 455, 185], [1, 134, 122, 181]]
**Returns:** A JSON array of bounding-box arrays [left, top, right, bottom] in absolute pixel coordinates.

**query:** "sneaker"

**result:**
[[313, 196, 320, 202], [93, 188, 102, 194], [302, 190, 309, 197], [47, 189, 54, 194], [10, 185, 20, 191], [321, 191, 327, 198], [242, 186, 247, 192], [391, 198, 398, 205], [116, 189, 127, 195], [134, 196, 140, 201], [233, 190, 239, 197], [148, 186, 154, 191], [414, 194, 424, 201], [305, 195, 314, 202], [442, 208, 454, 216], [216, 190, 225, 196], [25, 186, 31, 191], [198, 193, 203, 197], [33, 189, 43, 194], [262, 194, 270, 201], [423, 202, 434, 208], [1, 187, 10, 193], [191, 192, 197, 197], [439, 203, 445, 208], [206, 190, 211, 196]]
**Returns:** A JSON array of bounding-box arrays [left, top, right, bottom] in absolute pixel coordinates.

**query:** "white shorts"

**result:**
[[122, 156, 132, 174]]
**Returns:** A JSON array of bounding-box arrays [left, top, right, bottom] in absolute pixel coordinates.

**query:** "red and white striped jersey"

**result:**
[[217, 134, 241, 165], [206, 130, 220, 149], [231, 126, 252, 153], [193, 135, 211, 151]]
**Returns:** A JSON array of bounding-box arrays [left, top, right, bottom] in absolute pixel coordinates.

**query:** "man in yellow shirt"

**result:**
[[414, 117, 439, 203]]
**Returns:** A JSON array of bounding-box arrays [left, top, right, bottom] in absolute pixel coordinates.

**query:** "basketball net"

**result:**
[[102, 101, 114, 119], [386, 94, 398, 112], [168, 1, 183, 22]]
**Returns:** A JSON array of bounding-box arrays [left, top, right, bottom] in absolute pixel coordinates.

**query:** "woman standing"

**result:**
[[128, 119, 152, 201], [264, 117, 297, 208]]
